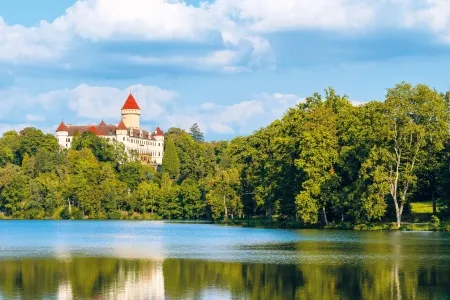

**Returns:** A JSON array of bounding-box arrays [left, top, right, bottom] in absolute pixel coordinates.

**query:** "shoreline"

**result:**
[[1, 217, 449, 232]]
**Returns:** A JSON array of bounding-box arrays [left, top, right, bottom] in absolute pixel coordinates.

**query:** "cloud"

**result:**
[[0, 83, 305, 138], [44, 84, 177, 121], [0, 0, 449, 80], [0, 123, 33, 135], [0, 84, 177, 129], [399, 0, 450, 42], [213, 0, 375, 33], [165, 92, 304, 136], [25, 114, 45, 122], [0, 0, 273, 72]]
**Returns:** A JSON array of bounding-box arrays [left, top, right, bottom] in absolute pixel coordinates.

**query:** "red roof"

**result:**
[[88, 125, 97, 135], [56, 121, 68, 132], [121, 93, 140, 110], [116, 120, 127, 130], [99, 120, 106, 126], [154, 127, 164, 136]]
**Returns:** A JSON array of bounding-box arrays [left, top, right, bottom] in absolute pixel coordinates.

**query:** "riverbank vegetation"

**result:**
[[0, 82, 449, 230]]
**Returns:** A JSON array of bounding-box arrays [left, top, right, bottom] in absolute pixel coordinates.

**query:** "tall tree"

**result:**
[[381, 83, 449, 228], [189, 123, 204, 142], [295, 103, 339, 225], [162, 138, 180, 179]]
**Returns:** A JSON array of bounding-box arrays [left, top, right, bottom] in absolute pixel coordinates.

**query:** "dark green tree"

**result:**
[[189, 123, 204, 142], [162, 138, 180, 179]]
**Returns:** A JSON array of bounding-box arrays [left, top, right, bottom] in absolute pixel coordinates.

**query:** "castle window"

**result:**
[[123, 137, 125, 141], [158, 152, 160, 156], [158, 143, 160, 146]]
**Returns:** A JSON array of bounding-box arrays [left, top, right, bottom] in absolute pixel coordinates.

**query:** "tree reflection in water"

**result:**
[[0, 256, 449, 300]]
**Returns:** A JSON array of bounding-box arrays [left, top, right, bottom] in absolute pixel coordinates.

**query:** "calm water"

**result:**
[[0, 221, 450, 299]]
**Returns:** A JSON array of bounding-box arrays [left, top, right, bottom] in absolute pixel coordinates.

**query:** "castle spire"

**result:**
[[56, 120, 68, 132], [122, 93, 140, 110]]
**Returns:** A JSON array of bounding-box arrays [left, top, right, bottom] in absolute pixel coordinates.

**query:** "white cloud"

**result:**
[[165, 92, 304, 135], [0, 84, 177, 128], [1, 0, 449, 76], [63, 0, 218, 41], [25, 114, 45, 122], [213, 0, 375, 33], [0, 0, 272, 71], [0, 18, 68, 63], [399, 0, 450, 42], [54, 84, 178, 121], [0, 123, 33, 135], [0, 82, 307, 137], [5, 0, 450, 71]]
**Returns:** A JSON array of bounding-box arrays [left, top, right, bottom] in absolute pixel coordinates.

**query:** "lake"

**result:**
[[0, 221, 449, 299]]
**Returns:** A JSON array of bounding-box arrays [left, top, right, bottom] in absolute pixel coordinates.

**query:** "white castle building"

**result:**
[[55, 93, 165, 165]]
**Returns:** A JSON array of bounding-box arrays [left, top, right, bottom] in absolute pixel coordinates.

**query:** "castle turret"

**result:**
[[56, 121, 69, 148], [121, 93, 141, 129], [153, 127, 165, 164]]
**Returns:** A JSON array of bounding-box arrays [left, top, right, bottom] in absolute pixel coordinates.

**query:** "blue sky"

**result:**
[[1, 0, 450, 139]]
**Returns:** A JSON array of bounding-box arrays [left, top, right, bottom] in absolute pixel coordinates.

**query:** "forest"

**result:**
[[0, 82, 449, 229]]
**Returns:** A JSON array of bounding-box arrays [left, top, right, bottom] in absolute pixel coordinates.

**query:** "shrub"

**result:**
[[71, 208, 84, 220], [431, 215, 440, 225], [60, 207, 71, 220], [108, 210, 121, 220]]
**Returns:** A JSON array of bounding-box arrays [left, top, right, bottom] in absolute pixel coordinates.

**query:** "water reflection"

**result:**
[[2, 223, 450, 299], [0, 256, 449, 300]]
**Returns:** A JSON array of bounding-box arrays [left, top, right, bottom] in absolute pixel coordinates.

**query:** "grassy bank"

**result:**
[[219, 218, 450, 231]]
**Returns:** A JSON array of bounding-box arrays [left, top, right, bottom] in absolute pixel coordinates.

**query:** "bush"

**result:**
[[431, 215, 440, 226], [71, 208, 84, 220], [108, 210, 121, 220], [60, 207, 71, 220]]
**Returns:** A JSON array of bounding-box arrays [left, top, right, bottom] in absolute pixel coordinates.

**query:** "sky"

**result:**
[[1, 0, 450, 140]]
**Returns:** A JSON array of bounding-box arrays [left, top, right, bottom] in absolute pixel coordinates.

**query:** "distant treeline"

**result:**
[[0, 82, 449, 228]]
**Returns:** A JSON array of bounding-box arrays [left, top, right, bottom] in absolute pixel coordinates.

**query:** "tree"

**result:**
[[162, 138, 180, 179], [159, 172, 181, 219], [137, 181, 161, 215], [189, 123, 204, 142], [295, 104, 339, 225], [382, 83, 449, 228], [17, 128, 59, 163], [179, 178, 203, 219], [205, 168, 242, 220]]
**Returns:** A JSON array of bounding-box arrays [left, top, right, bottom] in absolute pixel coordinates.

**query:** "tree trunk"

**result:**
[[396, 210, 401, 229], [432, 177, 437, 215], [322, 207, 328, 225], [223, 195, 228, 221]]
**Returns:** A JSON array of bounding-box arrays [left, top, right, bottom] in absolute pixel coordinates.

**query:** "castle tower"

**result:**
[[56, 120, 69, 148], [121, 93, 141, 129]]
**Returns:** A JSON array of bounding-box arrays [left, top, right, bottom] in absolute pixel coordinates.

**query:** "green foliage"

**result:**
[[162, 138, 180, 179], [189, 123, 204, 142]]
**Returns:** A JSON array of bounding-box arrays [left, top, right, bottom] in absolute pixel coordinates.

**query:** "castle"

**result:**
[[55, 93, 165, 165]]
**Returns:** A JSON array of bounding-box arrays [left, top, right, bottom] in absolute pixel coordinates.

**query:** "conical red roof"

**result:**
[[121, 93, 140, 110], [154, 127, 164, 136], [56, 121, 68, 132], [99, 119, 106, 126], [116, 120, 127, 130]]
